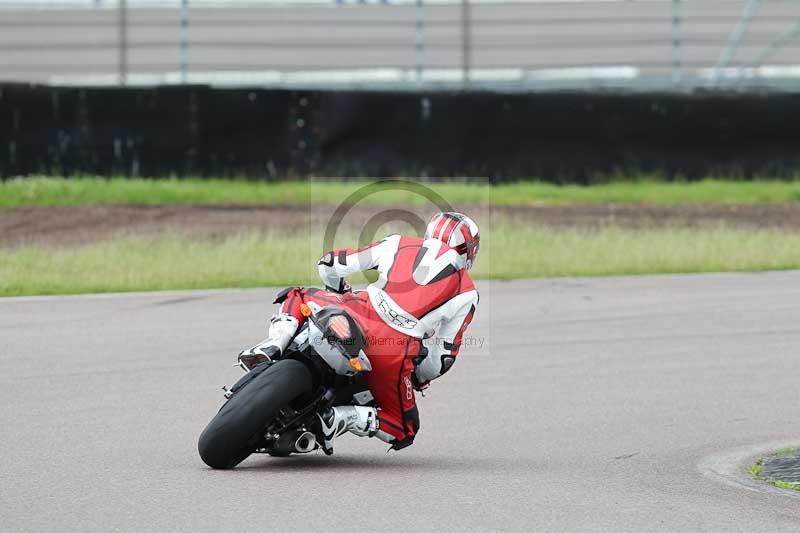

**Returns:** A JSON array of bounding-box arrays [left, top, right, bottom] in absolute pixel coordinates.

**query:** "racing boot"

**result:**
[[316, 405, 379, 455], [237, 313, 299, 371]]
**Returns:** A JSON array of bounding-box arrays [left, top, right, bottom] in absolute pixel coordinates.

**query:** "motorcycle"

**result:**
[[198, 296, 376, 469]]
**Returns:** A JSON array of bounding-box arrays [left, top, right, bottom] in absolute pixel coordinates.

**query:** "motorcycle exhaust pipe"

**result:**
[[293, 431, 317, 453]]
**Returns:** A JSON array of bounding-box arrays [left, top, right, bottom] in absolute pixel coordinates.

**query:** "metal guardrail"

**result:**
[[1, 0, 800, 91]]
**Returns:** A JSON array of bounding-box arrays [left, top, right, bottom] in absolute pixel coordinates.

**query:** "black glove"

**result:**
[[411, 346, 431, 391], [410, 370, 430, 392], [325, 279, 351, 294]]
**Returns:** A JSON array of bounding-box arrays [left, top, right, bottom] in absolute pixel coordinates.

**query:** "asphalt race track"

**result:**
[[2, 272, 800, 531]]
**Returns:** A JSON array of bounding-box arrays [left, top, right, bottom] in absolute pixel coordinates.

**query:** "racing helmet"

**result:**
[[424, 212, 480, 270]]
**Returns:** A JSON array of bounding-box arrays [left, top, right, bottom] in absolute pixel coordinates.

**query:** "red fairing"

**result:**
[[276, 287, 419, 443]]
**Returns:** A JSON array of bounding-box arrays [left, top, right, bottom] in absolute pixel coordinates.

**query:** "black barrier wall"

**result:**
[[2, 84, 799, 181]]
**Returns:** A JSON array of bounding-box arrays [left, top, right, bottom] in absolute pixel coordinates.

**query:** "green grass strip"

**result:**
[[3, 177, 800, 208], [747, 448, 800, 493], [3, 226, 800, 296]]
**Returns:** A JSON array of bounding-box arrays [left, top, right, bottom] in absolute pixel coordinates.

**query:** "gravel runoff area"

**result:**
[[4, 203, 800, 248], [1, 273, 800, 531]]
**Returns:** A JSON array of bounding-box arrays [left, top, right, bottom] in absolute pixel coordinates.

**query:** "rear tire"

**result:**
[[198, 359, 312, 469]]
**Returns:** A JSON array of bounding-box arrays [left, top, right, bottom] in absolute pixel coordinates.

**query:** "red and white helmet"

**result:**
[[424, 212, 480, 270]]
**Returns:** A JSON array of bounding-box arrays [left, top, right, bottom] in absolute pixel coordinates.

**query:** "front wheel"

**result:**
[[198, 359, 312, 469]]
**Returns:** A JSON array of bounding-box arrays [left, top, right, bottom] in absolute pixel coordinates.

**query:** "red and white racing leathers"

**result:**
[[276, 234, 478, 448]]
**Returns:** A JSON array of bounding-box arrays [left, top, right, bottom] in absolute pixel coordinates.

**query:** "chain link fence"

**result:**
[[1, 0, 800, 91]]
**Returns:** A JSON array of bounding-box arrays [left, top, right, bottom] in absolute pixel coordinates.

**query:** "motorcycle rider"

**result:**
[[238, 212, 480, 453]]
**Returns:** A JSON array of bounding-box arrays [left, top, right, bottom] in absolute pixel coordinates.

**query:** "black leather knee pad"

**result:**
[[391, 435, 415, 451], [404, 405, 420, 434], [272, 286, 301, 304]]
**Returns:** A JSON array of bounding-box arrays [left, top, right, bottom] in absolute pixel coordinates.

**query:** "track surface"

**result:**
[[2, 273, 800, 531]]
